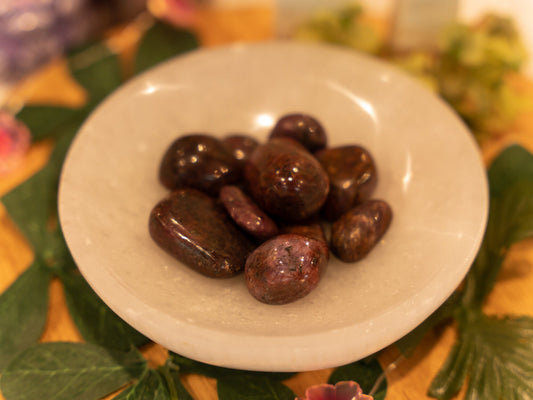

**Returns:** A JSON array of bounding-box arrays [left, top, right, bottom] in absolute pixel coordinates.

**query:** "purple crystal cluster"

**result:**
[[0, 0, 146, 82]]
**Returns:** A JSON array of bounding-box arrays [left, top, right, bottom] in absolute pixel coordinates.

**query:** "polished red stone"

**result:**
[[219, 185, 278, 241], [331, 199, 392, 262], [316, 145, 378, 221], [244, 138, 329, 221], [149, 188, 255, 278], [245, 234, 329, 304]]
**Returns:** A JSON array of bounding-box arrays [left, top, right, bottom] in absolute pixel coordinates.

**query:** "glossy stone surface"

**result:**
[[159, 134, 240, 195], [316, 145, 378, 221], [331, 200, 392, 262], [278, 216, 327, 243], [149, 188, 255, 278], [269, 113, 328, 152], [245, 138, 330, 221], [245, 234, 329, 305], [222, 134, 259, 169], [219, 185, 278, 241]]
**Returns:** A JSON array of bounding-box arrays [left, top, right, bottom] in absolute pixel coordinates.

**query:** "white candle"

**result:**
[[391, 0, 459, 51]]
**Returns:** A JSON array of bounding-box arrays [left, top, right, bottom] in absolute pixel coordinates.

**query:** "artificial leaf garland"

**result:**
[[60, 270, 150, 351], [0, 261, 50, 370], [113, 368, 173, 400], [0, 343, 147, 400], [428, 313, 533, 400], [216, 375, 296, 400], [0, 20, 201, 400]]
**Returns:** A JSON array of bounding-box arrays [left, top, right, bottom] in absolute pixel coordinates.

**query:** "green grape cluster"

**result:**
[[434, 14, 530, 136], [293, 4, 384, 55]]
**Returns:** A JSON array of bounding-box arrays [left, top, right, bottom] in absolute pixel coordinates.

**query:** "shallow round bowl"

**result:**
[[58, 41, 488, 372]]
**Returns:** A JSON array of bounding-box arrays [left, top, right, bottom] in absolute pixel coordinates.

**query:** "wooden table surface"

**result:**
[[1, 5, 533, 400]]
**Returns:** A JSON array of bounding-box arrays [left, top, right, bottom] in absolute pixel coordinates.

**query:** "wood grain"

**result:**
[[1, 6, 532, 400]]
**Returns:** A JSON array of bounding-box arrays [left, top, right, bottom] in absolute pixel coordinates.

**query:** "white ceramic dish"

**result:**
[[58, 41, 488, 372]]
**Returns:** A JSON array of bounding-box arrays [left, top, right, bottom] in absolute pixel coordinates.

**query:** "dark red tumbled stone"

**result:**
[[149, 188, 256, 278], [222, 134, 259, 169], [278, 216, 327, 243], [159, 134, 240, 195], [245, 234, 329, 305], [244, 138, 329, 221], [219, 185, 278, 241], [331, 199, 392, 262], [315, 145, 378, 221], [269, 113, 328, 152]]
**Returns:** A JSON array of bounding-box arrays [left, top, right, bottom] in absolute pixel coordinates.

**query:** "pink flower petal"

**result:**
[[150, 0, 201, 27], [0, 110, 31, 174], [296, 381, 373, 400], [297, 384, 336, 400], [334, 381, 374, 400]]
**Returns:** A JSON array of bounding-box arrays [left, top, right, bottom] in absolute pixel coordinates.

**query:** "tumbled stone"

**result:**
[[149, 188, 256, 278], [159, 134, 240, 195], [278, 216, 327, 243], [245, 234, 329, 305], [315, 145, 378, 221], [222, 134, 259, 169], [269, 113, 328, 152], [219, 185, 278, 241], [331, 199, 392, 262], [244, 138, 329, 221]]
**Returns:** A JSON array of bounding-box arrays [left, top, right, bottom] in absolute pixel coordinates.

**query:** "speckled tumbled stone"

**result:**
[[219, 185, 278, 241], [149, 188, 256, 278], [331, 199, 392, 262], [245, 234, 329, 305]]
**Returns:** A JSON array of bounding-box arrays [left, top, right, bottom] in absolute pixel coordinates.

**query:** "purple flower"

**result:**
[[0, 0, 147, 81], [296, 381, 373, 400]]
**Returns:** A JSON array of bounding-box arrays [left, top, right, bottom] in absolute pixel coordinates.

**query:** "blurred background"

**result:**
[[0, 0, 532, 96]]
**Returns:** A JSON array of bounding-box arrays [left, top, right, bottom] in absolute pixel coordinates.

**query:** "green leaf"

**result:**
[[0, 261, 51, 370], [169, 353, 294, 381], [1, 117, 83, 256], [67, 43, 122, 104], [491, 180, 533, 247], [158, 362, 194, 400], [487, 144, 533, 198], [328, 357, 386, 400], [428, 311, 533, 400], [459, 145, 533, 308], [114, 369, 170, 400], [167, 371, 194, 400], [15, 105, 80, 142], [61, 270, 150, 351], [0, 342, 147, 400], [134, 21, 198, 75], [217, 375, 295, 400], [427, 336, 474, 399]]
